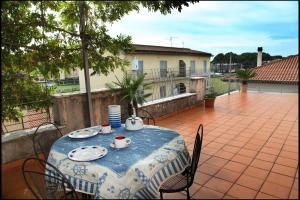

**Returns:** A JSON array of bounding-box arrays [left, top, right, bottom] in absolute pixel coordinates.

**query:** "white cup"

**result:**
[[114, 136, 130, 148], [101, 124, 111, 134]]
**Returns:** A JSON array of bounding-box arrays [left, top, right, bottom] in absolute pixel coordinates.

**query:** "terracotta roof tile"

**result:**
[[224, 55, 298, 83], [250, 55, 298, 83]]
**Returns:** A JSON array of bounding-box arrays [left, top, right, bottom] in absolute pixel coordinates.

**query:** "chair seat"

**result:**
[[159, 173, 188, 192]]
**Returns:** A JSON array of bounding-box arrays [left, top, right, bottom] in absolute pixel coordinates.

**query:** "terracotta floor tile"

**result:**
[[227, 184, 257, 199], [224, 161, 247, 173], [282, 145, 298, 153], [238, 149, 258, 158], [250, 159, 273, 170], [194, 171, 212, 185], [3, 92, 299, 199], [205, 156, 228, 168], [221, 145, 241, 154], [214, 151, 235, 160], [271, 163, 297, 177], [231, 154, 253, 165], [228, 140, 247, 148], [275, 156, 298, 168], [243, 166, 269, 180], [215, 168, 241, 183], [192, 186, 224, 199], [222, 194, 237, 199], [292, 178, 298, 191], [260, 181, 290, 199], [243, 143, 263, 151], [265, 172, 294, 188], [189, 183, 202, 196], [279, 150, 298, 160], [199, 153, 212, 164], [204, 177, 233, 193], [256, 152, 277, 163], [163, 192, 187, 199], [202, 147, 219, 156], [255, 192, 278, 199], [236, 174, 265, 190], [289, 189, 299, 199], [260, 147, 281, 156], [198, 163, 222, 176]]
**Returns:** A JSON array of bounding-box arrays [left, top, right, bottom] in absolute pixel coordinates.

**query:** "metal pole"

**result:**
[[228, 53, 232, 95]]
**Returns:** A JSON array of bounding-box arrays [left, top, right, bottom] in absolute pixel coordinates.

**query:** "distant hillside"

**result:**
[[212, 52, 284, 68]]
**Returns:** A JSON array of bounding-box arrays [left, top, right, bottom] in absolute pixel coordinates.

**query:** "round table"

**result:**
[[47, 125, 190, 199]]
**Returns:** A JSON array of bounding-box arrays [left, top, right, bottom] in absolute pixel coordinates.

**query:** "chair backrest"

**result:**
[[22, 157, 78, 199], [138, 108, 156, 125], [33, 122, 63, 160], [188, 124, 203, 187]]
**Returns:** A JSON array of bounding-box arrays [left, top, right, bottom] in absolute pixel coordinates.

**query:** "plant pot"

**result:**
[[240, 83, 248, 93], [204, 98, 216, 108]]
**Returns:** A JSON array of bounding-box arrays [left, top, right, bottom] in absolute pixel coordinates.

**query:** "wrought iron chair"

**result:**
[[159, 124, 204, 200], [22, 157, 78, 199], [33, 122, 63, 160], [138, 108, 156, 125]]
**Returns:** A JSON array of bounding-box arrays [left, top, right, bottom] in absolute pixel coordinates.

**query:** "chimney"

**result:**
[[257, 47, 263, 66]]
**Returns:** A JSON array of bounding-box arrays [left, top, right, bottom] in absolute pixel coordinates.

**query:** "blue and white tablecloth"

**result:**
[[47, 125, 190, 199]]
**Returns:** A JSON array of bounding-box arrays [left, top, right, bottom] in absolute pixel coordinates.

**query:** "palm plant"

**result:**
[[106, 72, 152, 116], [236, 69, 256, 84]]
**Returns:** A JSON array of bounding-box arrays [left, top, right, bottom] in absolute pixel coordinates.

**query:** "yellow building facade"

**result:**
[[79, 44, 212, 101]]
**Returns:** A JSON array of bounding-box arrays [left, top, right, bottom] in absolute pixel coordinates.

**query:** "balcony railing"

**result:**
[[128, 68, 211, 83]]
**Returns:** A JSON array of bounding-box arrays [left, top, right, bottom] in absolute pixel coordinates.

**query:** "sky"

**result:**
[[107, 1, 298, 58]]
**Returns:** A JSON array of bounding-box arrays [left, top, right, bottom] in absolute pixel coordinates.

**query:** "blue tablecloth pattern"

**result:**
[[47, 125, 190, 199]]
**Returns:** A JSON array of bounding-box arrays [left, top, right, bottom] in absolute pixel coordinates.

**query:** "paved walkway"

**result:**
[[157, 92, 298, 199]]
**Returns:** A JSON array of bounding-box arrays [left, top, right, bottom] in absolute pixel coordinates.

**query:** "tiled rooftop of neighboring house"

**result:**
[[250, 55, 298, 83], [131, 44, 212, 56], [224, 55, 299, 83]]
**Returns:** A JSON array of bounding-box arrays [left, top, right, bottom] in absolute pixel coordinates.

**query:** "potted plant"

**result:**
[[236, 69, 256, 93], [106, 71, 152, 117], [204, 91, 218, 108]]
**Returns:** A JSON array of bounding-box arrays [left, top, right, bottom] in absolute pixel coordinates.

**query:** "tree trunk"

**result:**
[[128, 101, 138, 116], [79, 1, 94, 126]]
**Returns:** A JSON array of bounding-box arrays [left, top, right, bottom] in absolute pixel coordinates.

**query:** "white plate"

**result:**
[[99, 129, 115, 135], [68, 146, 108, 162], [68, 129, 99, 139], [110, 138, 131, 149]]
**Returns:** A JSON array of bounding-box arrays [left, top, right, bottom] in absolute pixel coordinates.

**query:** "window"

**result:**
[[160, 85, 166, 98], [190, 60, 196, 75], [176, 83, 186, 94], [203, 60, 207, 73], [137, 60, 144, 76], [160, 60, 167, 78]]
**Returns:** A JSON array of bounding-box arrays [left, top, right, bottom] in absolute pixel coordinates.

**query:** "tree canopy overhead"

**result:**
[[1, 1, 199, 122]]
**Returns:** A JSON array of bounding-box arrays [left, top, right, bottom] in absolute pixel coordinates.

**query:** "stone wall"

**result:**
[[1, 125, 69, 163]]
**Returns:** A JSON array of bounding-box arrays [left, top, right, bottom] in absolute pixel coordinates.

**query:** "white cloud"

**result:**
[[107, 1, 298, 57]]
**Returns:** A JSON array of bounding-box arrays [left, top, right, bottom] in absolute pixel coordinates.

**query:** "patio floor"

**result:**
[[2, 92, 299, 199]]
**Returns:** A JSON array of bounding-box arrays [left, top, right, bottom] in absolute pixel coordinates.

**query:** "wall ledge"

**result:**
[[140, 93, 196, 107], [2, 124, 64, 143]]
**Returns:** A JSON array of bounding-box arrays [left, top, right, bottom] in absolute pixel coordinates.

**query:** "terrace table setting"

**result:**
[[47, 124, 190, 199]]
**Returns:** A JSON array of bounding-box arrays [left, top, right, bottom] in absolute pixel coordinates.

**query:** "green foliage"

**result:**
[[204, 92, 218, 99], [204, 84, 218, 99], [212, 52, 284, 67], [106, 72, 152, 107], [1, 73, 54, 121], [236, 69, 256, 84], [1, 1, 198, 121]]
